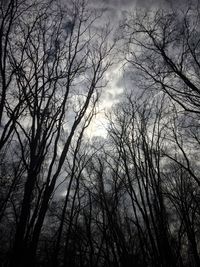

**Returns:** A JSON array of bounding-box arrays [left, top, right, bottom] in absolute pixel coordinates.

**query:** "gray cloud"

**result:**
[[89, 0, 187, 28], [91, 0, 190, 11]]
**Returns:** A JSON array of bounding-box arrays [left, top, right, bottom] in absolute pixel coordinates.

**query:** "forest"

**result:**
[[1, 0, 200, 266]]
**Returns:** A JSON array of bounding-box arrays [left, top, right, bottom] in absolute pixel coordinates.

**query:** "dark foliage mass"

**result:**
[[1, 0, 200, 267]]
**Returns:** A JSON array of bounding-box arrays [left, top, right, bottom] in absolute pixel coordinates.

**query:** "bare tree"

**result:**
[[117, 2, 200, 265], [107, 94, 180, 266], [1, 0, 115, 266], [120, 2, 200, 111]]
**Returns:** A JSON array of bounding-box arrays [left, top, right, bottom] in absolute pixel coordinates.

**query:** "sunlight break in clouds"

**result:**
[[86, 62, 124, 138]]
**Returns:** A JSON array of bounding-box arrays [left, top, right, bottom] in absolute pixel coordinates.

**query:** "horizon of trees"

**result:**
[[1, 0, 200, 267]]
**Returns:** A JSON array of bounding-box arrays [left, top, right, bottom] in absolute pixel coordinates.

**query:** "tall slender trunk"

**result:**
[[10, 169, 37, 267]]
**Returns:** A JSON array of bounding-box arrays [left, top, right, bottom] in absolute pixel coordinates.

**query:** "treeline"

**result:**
[[1, 0, 200, 267]]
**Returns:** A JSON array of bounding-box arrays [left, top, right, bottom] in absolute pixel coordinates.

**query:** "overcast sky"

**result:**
[[86, 0, 193, 138]]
